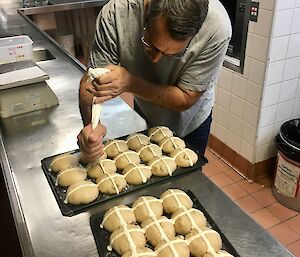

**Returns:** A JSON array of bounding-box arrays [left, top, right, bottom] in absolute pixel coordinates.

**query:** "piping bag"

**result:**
[[87, 67, 111, 130]]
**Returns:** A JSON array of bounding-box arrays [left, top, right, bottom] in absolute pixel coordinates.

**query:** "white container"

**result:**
[[0, 35, 33, 64]]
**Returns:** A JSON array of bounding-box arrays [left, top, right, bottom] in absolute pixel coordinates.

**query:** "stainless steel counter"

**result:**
[[0, 1, 295, 257]]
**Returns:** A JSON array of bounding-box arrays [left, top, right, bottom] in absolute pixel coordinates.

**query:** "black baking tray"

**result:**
[[41, 132, 206, 217], [90, 189, 240, 257]]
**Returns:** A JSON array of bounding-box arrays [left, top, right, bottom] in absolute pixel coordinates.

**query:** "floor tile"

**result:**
[[222, 183, 248, 200], [224, 169, 244, 182], [202, 162, 224, 177], [237, 180, 264, 194], [285, 215, 300, 236], [268, 223, 300, 246], [287, 240, 300, 257], [252, 188, 277, 207], [205, 149, 219, 162], [213, 159, 231, 172], [267, 203, 299, 221], [251, 208, 281, 229], [235, 195, 264, 214], [208, 173, 234, 188]]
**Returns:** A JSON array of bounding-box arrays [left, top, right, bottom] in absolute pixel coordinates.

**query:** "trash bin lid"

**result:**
[[279, 118, 300, 151]]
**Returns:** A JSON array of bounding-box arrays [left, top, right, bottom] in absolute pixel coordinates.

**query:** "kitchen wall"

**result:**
[[211, 0, 300, 176]]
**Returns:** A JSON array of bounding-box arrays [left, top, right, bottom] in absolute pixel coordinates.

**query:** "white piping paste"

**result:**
[[133, 198, 163, 211], [115, 151, 137, 163], [173, 148, 194, 166], [108, 226, 143, 255], [143, 218, 174, 242], [186, 227, 218, 257], [64, 183, 98, 203], [100, 206, 133, 228], [149, 126, 169, 140], [97, 173, 124, 194], [104, 140, 125, 152], [150, 156, 173, 176], [124, 164, 149, 184], [49, 154, 77, 171], [140, 197, 157, 220], [55, 167, 86, 186], [155, 238, 188, 257], [127, 134, 149, 145], [162, 189, 188, 210]]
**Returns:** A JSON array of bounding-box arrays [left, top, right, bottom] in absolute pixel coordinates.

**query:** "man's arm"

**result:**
[[89, 65, 204, 112]]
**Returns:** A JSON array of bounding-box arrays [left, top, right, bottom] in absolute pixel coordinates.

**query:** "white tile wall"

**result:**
[[276, 0, 296, 10], [230, 95, 245, 119], [217, 87, 231, 111], [272, 9, 293, 37], [287, 33, 300, 58], [246, 81, 262, 107], [215, 106, 230, 129], [255, 142, 277, 163], [240, 140, 255, 163], [279, 79, 298, 102], [260, 0, 275, 10], [232, 74, 247, 99], [291, 8, 300, 34], [244, 103, 260, 127], [227, 132, 241, 153], [259, 105, 277, 127], [283, 56, 300, 81], [229, 114, 244, 138], [265, 60, 285, 85], [257, 124, 275, 146], [213, 1, 300, 165], [218, 68, 233, 92], [215, 123, 228, 144], [261, 83, 281, 107], [253, 9, 274, 38], [292, 98, 300, 117], [276, 100, 294, 122], [242, 122, 257, 145], [269, 36, 289, 62], [248, 59, 266, 85], [296, 78, 300, 97], [250, 34, 270, 62]]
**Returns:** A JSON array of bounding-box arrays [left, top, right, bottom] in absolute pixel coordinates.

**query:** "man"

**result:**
[[77, 0, 232, 163]]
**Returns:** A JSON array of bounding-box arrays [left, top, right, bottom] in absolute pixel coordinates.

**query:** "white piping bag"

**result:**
[[87, 67, 111, 130]]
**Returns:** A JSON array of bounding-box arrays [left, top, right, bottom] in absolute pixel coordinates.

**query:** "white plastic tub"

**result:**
[[0, 35, 33, 64]]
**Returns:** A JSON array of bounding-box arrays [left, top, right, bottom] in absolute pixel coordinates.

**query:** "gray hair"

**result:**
[[147, 0, 209, 40]]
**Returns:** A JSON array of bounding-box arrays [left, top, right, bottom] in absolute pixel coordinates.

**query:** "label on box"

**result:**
[[274, 153, 300, 198]]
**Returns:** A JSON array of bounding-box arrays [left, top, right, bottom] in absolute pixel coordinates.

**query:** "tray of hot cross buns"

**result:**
[[90, 188, 240, 257], [41, 126, 206, 216]]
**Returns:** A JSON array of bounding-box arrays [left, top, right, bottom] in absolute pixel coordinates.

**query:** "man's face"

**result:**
[[142, 15, 192, 63]]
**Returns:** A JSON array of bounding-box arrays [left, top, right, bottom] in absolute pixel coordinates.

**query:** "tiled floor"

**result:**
[[204, 148, 300, 257]]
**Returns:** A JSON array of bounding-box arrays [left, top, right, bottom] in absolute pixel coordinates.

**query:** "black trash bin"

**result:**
[[273, 118, 300, 211]]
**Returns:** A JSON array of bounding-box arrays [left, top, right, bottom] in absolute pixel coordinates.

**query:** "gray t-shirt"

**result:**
[[90, 0, 232, 137]]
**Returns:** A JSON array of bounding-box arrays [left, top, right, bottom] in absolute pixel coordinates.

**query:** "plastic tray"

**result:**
[[41, 133, 206, 217], [90, 189, 240, 257]]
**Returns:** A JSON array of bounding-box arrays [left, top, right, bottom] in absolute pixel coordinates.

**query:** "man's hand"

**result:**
[[87, 65, 133, 104], [77, 123, 107, 163]]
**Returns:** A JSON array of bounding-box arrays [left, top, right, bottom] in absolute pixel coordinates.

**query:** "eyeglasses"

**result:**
[[141, 27, 189, 59]]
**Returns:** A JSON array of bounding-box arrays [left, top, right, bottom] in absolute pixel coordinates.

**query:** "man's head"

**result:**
[[142, 0, 209, 62]]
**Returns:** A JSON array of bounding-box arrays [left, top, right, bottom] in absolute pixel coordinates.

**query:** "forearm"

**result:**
[[79, 72, 93, 126], [129, 75, 201, 112]]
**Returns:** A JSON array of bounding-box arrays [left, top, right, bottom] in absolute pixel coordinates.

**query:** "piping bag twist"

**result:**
[[87, 67, 111, 130]]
